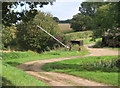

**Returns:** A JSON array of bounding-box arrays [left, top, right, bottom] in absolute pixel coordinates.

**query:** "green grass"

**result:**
[[2, 46, 89, 86], [2, 63, 47, 86], [65, 31, 93, 40], [76, 38, 102, 45], [42, 55, 119, 86], [3, 46, 89, 66]]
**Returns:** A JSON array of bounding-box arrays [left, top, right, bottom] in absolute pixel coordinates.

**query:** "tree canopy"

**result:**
[[70, 13, 92, 31], [92, 2, 120, 47], [53, 17, 59, 23]]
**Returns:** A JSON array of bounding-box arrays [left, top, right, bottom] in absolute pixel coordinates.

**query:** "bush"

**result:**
[[16, 12, 60, 52], [2, 25, 17, 50]]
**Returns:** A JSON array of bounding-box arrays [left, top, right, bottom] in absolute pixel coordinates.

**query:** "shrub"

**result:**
[[16, 12, 60, 52], [2, 25, 17, 50]]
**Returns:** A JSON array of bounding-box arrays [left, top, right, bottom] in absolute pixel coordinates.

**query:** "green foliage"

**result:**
[[70, 2, 109, 32], [70, 14, 93, 31], [2, 25, 17, 50], [92, 3, 120, 47], [79, 2, 109, 16], [78, 2, 119, 47], [53, 17, 59, 22], [16, 12, 60, 52]]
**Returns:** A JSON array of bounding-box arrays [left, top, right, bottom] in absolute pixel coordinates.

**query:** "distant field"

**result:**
[[58, 23, 73, 33]]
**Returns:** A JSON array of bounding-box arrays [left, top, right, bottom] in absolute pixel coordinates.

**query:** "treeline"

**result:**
[[52, 17, 71, 23]]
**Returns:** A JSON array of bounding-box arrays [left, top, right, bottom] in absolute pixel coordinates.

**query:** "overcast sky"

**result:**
[[12, 0, 86, 20]]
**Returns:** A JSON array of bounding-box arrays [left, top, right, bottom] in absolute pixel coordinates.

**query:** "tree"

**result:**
[[2, 2, 53, 26], [70, 13, 92, 31], [70, 2, 108, 32], [79, 2, 109, 16], [16, 12, 60, 52], [92, 2, 120, 47], [53, 17, 59, 22]]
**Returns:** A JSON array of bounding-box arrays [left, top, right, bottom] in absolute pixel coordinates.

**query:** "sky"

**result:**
[[12, 0, 86, 20], [39, 0, 85, 20]]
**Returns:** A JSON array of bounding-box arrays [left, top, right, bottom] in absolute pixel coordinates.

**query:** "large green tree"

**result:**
[[70, 2, 108, 32], [92, 2, 120, 47], [70, 13, 92, 31], [16, 12, 60, 52]]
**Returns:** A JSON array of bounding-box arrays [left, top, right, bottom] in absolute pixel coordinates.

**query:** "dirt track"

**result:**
[[17, 44, 118, 87]]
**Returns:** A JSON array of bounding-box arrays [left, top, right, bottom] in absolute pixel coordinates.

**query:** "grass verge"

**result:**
[[2, 46, 89, 86], [3, 46, 89, 66], [2, 63, 47, 86]]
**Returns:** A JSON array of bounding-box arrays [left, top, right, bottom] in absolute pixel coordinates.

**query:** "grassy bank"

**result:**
[[42, 55, 119, 86], [2, 63, 47, 86], [2, 46, 89, 86], [65, 31, 93, 40], [3, 46, 89, 66]]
